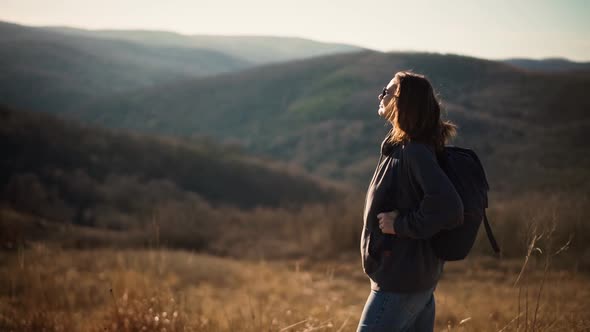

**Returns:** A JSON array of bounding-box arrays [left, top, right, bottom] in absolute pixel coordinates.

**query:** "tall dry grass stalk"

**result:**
[[499, 211, 574, 332]]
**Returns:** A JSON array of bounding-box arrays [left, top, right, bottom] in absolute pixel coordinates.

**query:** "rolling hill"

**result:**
[[0, 20, 366, 116], [70, 51, 590, 193], [0, 21, 251, 113], [0, 105, 340, 230], [2, 22, 587, 194], [44, 26, 365, 64]]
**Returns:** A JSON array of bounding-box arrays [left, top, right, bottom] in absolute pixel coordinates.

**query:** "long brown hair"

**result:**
[[383, 71, 457, 154]]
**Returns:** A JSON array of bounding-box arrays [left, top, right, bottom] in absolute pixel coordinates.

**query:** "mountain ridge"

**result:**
[[41, 24, 367, 64], [0, 20, 253, 113], [503, 57, 590, 72]]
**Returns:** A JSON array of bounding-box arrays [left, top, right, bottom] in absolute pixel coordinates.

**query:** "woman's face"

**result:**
[[377, 77, 398, 118]]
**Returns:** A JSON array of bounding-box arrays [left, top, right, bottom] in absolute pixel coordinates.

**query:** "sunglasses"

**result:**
[[379, 87, 397, 100]]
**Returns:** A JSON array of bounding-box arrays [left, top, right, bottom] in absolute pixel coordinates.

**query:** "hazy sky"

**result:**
[[2, 0, 589, 61]]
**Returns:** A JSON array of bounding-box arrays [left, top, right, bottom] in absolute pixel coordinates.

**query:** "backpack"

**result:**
[[431, 146, 501, 261]]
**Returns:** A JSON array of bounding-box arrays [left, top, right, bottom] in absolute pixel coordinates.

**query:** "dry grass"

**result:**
[[0, 247, 588, 332], [1, 190, 589, 331]]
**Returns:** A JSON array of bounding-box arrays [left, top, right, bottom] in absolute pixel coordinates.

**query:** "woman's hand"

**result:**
[[377, 211, 399, 235]]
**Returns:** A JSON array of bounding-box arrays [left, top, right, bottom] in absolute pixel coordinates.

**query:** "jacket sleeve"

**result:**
[[393, 143, 464, 239]]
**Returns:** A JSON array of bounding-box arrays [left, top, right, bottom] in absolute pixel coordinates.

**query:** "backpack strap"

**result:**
[[483, 211, 502, 258]]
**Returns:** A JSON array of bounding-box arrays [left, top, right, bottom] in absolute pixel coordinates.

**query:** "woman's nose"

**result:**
[[377, 94, 382, 101]]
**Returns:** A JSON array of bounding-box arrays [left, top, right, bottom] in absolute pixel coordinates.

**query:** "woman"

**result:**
[[357, 71, 464, 332]]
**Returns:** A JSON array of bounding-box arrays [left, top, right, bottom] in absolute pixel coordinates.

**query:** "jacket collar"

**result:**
[[380, 133, 402, 156]]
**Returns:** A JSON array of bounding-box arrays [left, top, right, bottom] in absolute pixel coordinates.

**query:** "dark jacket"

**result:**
[[360, 134, 464, 292]]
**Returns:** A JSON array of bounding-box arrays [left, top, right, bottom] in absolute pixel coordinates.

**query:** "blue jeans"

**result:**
[[356, 286, 436, 332]]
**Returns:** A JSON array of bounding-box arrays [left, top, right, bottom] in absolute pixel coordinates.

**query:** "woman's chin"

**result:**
[[378, 108, 385, 117]]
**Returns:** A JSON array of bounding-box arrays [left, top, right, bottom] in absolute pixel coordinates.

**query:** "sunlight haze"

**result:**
[[1, 0, 588, 61]]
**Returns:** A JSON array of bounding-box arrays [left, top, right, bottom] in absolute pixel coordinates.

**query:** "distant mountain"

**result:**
[[2, 21, 587, 193], [503, 58, 590, 72], [0, 21, 250, 113], [0, 20, 366, 115], [44, 26, 366, 64], [73, 51, 590, 192]]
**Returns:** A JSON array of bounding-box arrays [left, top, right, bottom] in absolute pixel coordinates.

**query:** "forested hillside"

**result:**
[[0, 21, 250, 113], [0, 105, 343, 251], [72, 51, 590, 193]]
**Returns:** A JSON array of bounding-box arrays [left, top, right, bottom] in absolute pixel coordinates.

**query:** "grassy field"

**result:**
[[1, 247, 588, 332]]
